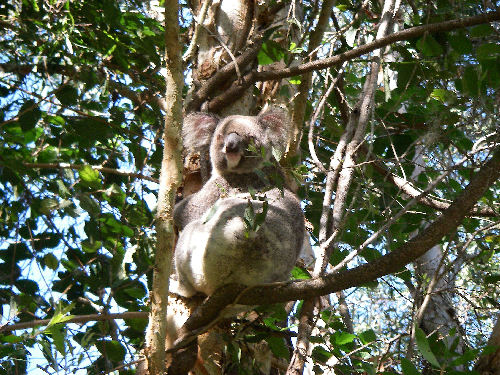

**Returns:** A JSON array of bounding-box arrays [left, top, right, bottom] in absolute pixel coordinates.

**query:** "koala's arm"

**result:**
[[173, 177, 227, 230]]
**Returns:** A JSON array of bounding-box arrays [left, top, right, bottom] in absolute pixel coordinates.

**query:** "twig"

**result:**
[[17, 162, 159, 183], [183, 0, 212, 63], [307, 66, 345, 173], [206, 11, 500, 111], [0, 312, 147, 333], [330, 155, 469, 273]]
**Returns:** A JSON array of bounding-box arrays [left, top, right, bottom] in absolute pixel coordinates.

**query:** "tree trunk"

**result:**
[[475, 314, 500, 375]]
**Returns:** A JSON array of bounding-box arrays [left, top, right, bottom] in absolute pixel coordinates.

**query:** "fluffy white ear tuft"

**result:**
[[182, 112, 219, 152]]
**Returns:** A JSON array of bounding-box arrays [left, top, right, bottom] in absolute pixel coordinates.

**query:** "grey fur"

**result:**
[[172, 108, 305, 297], [182, 112, 220, 183]]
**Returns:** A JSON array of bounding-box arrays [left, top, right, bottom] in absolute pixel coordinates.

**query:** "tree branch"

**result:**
[[288, 2, 337, 373], [17, 162, 159, 183], [368, 148, 499, 217], [185, 36, 264, 112], [206, 11, 500, 111], [144, 0, 184, 374], [475, 313, 500, 374], [0, 312, 148, 333], [172, 147, 500, 349]]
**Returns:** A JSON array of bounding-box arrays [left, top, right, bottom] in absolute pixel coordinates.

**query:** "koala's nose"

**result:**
[[225, 133, 242, 153]]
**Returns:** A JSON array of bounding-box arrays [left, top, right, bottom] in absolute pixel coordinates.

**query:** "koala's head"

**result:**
[[210, 108, 290, 175]]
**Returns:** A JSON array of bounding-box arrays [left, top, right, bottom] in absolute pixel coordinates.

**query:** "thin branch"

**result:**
[[169, 147, 500, 349], [206, 11, 500, 111], [307, 67, 345, 173], [287, 2, 337, 373], [330, 155, 468, 273], [475, 313, 500, 374], [185, 35, 264, 112], [17, 162, 159, 183], [368, 147, 500, 217], [0, 312, 147, 333], [183, 0, 212, 63], [289, 0, 336, 160]]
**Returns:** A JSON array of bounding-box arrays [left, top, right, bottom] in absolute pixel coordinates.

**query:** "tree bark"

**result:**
[[475, 314, 500, 375], [144, 1, 184, 374]]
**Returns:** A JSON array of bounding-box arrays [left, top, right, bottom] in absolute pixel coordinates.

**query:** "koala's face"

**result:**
[[210, 115, 267, 174]]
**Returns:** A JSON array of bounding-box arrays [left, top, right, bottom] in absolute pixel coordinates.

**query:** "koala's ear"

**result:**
[[257, 107, 288, 133], [257, 108, 290, 156], [183, 113, 219, 151]]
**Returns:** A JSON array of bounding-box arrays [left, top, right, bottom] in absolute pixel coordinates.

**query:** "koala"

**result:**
[[181, 112, 219, 184], [171, 108, 305, 298]]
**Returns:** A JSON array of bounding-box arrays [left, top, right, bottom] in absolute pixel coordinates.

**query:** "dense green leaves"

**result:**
[[1, 0, 499, 373]]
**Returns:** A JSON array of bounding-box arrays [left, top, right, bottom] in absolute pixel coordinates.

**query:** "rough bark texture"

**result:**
[[475, 315, 500, 375], [144, 1, 184, 374], [286, 2, 337, 373]]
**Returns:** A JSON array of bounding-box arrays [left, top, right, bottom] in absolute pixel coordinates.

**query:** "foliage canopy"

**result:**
[[0, 0, 499, 374]]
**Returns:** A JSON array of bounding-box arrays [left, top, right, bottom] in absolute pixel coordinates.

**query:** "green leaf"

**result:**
[[484, 274, 500, 284], [56, 180, 71, 198], [416, 35, 443, 56], [272, 146, 283, 162], [462, 66, 479, 96], [311, 346, 332, 363], [44, 253, 59, 270], [79, 194, 101, 216], [81, 239, 102, 253], [448, 33, 472, 55], [415, 328, 440, 368], [47, 325, 66, 354], [258, 40, 285, 65], [203, 201, 220, 223], [105, 184, 126, 207], [47, 311, 74, 327], [40, 198, 59, 215], [477, 43, 500, 59], [124, 287, 146, 299], [470, 24, 494, 37], [16, 279, 39, 294], [56, 85, 79, 106], [430, 89, 454, 103], [253, 200, 268, 232], [358, 329, 376, 345], [18, 100, 42, 132], [37, 147, 59, 163], [244, 201, 255, 231], [96, 340, 126, 362], [266, 337, 290, 360], [334, 331, 356, 346], [291, 266, 311, 280], [401, 358, 420, 375], [1, 335, 23, 344], [78, 165, 102, 189]]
